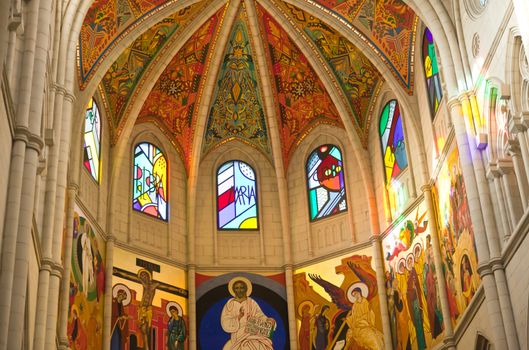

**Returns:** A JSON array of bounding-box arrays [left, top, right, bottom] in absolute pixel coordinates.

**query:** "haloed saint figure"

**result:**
[[221, 278, 276, 350], [167, 302, 186, 350]]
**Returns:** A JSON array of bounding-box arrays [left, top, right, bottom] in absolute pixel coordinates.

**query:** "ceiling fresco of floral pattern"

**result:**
[[79, 0, 185, 88], [99, 4, 206, 135], [136, 11, 222, 170], [203, 6, 271, 157], [257, 4, 344, 168], [306, 0, 418, 93], [278, 1, 384, 143], [84, 0, 421, 168]]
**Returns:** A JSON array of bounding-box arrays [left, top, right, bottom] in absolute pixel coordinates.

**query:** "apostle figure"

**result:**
[[221, 277, 275, 350], [167, 303, 186, 350]]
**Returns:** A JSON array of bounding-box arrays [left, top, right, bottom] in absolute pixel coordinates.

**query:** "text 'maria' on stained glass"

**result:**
[[217, 160, 259, 230]]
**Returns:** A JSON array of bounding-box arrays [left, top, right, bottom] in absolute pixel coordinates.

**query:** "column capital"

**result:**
[[477, 262, 493, 277], [506, 139, 521, 156], [13, 126, 45, 153], [420, 183, 432, 193], [510, 111, 529, 133]]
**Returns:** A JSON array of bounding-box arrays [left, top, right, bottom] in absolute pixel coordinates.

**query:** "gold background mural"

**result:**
[[293, 248, 384, 350], [382, 200, 444, 350]]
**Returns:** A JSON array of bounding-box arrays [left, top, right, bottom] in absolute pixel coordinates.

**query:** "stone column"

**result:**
[[510, 113, 529, 195], [507, 139, 529, 210], [456, 93, 521, 349], [498, 160, 520, 231], [187, 265, 196, 350], [448, 97, 509, 349], [103, 237, 115, 350], [57, 185, 78, 350], [487, 163, 512, 237], [370, 235, 393, 350], [421, 185, 456, 349]]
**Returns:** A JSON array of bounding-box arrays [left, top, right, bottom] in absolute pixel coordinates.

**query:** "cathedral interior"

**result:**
[[1, 0, 529, 349]]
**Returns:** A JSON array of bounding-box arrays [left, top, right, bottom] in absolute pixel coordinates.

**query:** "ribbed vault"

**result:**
[[78, 0, 419, 170]]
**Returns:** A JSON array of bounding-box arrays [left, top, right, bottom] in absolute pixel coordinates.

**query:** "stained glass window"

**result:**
[[83, 98, 101, 182], [132, 143, 168, 220], [380, 100, 408, 184], [306, 145, 347, 221], [217, 160, 258, 230], [423, 27, 443, 116]]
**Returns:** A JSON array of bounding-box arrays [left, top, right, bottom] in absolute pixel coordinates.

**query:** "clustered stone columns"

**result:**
[[0, 0, 52, 347], [450, 94, 520, 350]]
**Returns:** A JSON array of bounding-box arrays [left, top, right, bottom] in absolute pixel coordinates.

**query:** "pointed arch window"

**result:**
[[423, 27, 443, 117], [306, 144, 347, 221], [132, 142, 168, 221], [380, 100, 408, 184], [83, 98, 101, 182], [217, 160, 259, 230]]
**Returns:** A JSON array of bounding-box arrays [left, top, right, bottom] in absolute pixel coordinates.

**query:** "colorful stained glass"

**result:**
[[423, 28, 443, 116], [306, 145, 347, 221], [379, 100, 408, 184], [83, 98, 101, 182], [132, 143, 168, 220], [217, 161, 258, 230]]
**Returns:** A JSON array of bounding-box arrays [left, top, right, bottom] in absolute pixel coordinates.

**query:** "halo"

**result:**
[[406, 254, 415, 271], [137, 268, 152, 281], [228, 277, 253, 297], [166, 301, 183, 317], [413, 242, 422, 258], [112, 283, 132, 306], [347, 282, 369, 302], [397, 258, 406, 274], [297, 300, 315, 317]]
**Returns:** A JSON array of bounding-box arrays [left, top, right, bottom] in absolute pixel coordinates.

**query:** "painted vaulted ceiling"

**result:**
[[78, 0, 419, 170]]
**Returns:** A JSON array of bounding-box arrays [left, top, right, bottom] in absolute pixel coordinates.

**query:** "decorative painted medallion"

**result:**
[[309, 0, 418, 92], [137, 12, 221, 170], [100, 5, 204, 132], [258, 5, 343, 168], [278, 1, 383, 143], [203, 7, 270, 156]]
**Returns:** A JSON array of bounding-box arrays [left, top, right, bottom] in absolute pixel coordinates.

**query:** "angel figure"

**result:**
[[308, 257, 384, 350]]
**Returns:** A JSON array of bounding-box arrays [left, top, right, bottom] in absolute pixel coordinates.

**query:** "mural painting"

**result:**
[[382, 201, 444, 350], [433, 144, 480, 327], [110, 248, 188, 350], [68, 211, 106, 350], [293, 249, 385, 350], [196, 272, 289, 349]]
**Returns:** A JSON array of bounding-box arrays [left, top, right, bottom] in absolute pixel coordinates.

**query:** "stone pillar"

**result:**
[[57, 185, 78, 350], [187, 266, 196, 350], [498, 161, 520, 232], [370, 235, 393, 350], [507, 139, 529, 210], [487, 163, 512, 237], [448, 97, 509, 349], [103, 237, 115, 350], [510, 113, 529, 198]]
